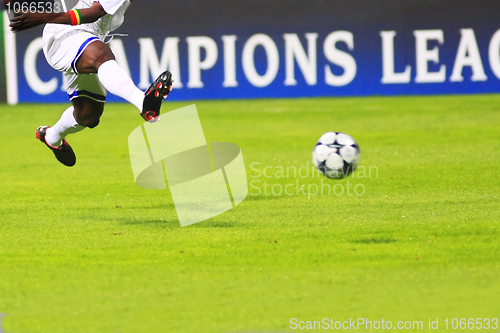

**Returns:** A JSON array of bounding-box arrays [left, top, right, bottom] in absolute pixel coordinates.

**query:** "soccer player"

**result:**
[[8, 0, 173, 166]]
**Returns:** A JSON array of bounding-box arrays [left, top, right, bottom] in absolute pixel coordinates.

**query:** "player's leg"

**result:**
[[43, 105, 85, 148], [72, 96, 104, 129], [76, 40, 173, 121], [35, 72, 107, 167], [43, 96, 103, 143], [35, 105, 80, 167], [42, 29, 172, 117], [36, 98, 104, 167], [75, 41, 143, 111]]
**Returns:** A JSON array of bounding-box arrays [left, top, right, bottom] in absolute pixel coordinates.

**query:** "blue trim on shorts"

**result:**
[[68, 90, 106, 102], [71, 37, 99, 74]]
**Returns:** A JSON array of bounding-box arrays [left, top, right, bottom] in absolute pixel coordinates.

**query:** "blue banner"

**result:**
[[9, 0, 500, 103]]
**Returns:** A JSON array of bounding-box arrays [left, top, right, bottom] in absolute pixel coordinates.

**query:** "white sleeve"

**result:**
[[96, 0, 126, 15]]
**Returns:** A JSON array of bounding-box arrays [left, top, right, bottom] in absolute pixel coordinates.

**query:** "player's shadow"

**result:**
[[114, 217, 239, 228], [190, 220, 239, 228], [83, 203, 176, 210], [114, 203, 176, 210], [351, 236, 397, 244], [115, 216, 180, 227], [244, 194, 288, 201], [104, 202, 179, 227]]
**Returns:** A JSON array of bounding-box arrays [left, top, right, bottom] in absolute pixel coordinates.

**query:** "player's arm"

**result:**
[[8, 1, 107, 32]]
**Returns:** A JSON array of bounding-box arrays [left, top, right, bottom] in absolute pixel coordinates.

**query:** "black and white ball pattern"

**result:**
[[312, 132, 360, 179]]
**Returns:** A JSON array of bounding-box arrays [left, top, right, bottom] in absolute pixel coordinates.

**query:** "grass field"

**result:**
[[0, 95, 499, 333]]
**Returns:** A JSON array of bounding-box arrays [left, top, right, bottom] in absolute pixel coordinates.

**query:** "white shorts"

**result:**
[[43, 26, 107, 103]]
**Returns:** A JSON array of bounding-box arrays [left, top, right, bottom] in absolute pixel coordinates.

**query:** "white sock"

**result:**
[[45, 106, 85, 147], [97, 60, 144, 112]]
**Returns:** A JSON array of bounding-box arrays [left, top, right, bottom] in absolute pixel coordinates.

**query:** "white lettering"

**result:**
[[139, 37, 182, 89], [187, 36, 219, 88], [242, 34, 280, 87], [284, 33, 318, 86], [380, 31, 411, 83], [324, 31, 357, 86], [414, 30, 446, 83], [489, 29, 500, 79], [24, 38, 58, 95], [450, 29, 487, 82], [222, 35, 238, 87]]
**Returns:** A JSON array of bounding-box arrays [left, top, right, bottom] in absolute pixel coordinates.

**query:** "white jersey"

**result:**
[[44, 0, 130, 40]]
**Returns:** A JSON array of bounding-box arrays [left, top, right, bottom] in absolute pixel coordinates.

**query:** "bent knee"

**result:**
[[80, 116, 100, 128], [94, 48, 115, 67], [89, 52, 114, 72], [73, 98, 104, 128]]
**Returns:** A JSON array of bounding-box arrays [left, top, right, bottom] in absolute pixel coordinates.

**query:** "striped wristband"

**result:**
[[69, 9, 82, 25]]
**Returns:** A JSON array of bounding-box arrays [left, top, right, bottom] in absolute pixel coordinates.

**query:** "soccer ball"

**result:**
[[312, 132, 360, 179]]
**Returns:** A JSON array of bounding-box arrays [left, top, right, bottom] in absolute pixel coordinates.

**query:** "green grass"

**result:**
[[0, 95, 499, 332]]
